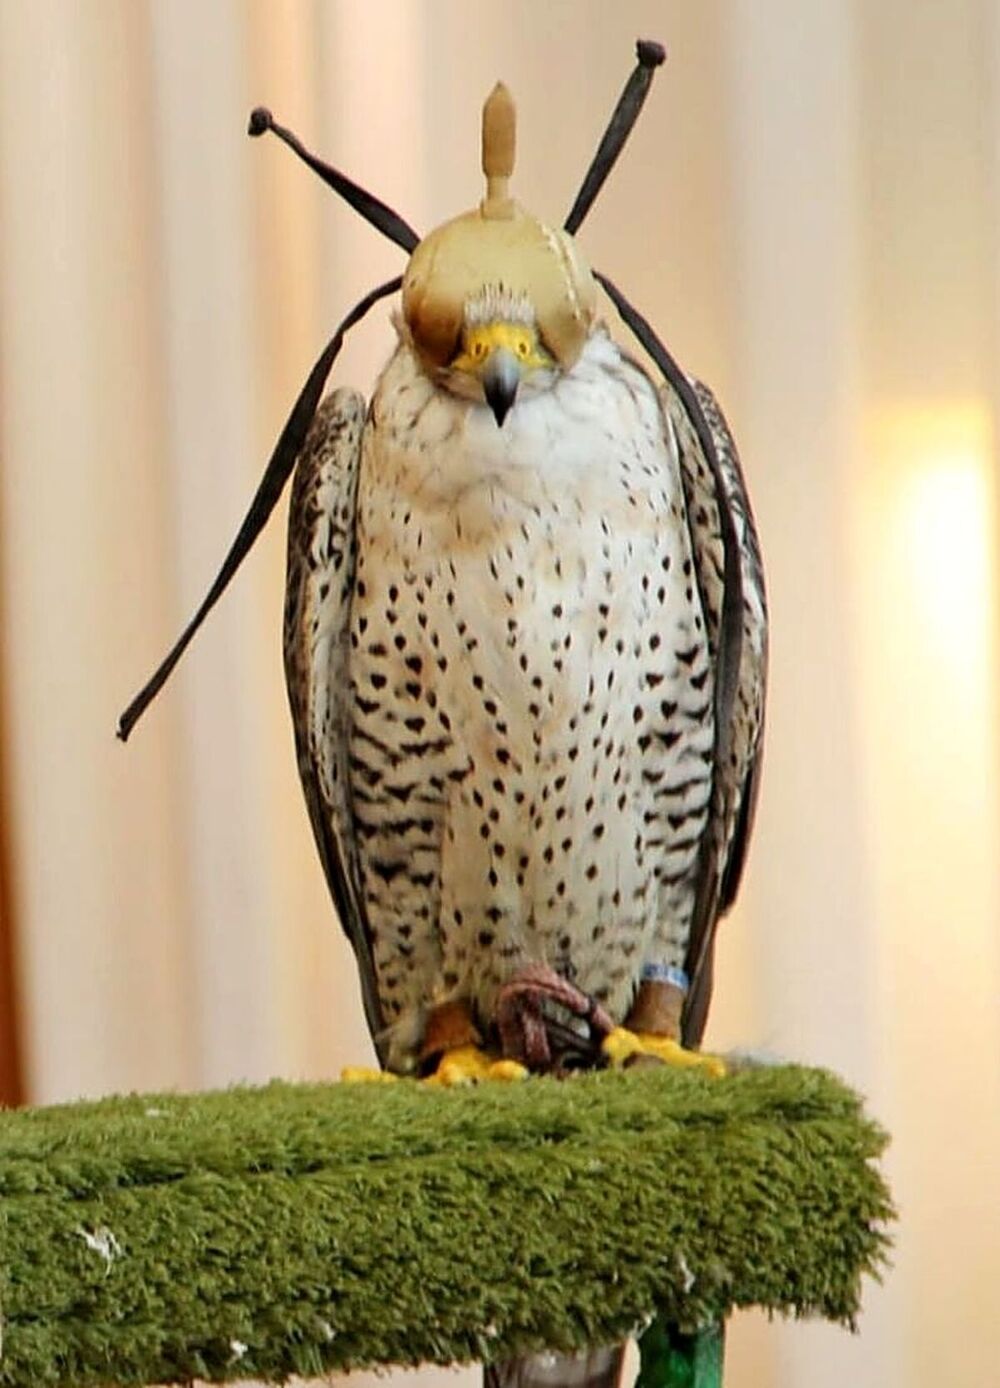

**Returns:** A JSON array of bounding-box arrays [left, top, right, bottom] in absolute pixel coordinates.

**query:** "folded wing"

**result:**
[[660, 379, 768, 1047], [283, 390, 386, 1060]]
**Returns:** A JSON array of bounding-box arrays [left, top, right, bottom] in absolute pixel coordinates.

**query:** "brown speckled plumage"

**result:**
[[284, 321, 766, 1073]]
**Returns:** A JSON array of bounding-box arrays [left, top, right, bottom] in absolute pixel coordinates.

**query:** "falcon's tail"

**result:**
[[485, 1345, 626, 1388]]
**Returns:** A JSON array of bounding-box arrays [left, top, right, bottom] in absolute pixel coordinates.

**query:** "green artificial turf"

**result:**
[[0, 1064, 893, 1387]]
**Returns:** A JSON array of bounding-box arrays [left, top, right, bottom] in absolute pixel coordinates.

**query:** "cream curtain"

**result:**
[[2, 3, 999, 1386]]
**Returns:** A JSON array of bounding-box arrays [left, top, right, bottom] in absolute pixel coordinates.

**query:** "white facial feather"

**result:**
[[463, 285, 535, 327]]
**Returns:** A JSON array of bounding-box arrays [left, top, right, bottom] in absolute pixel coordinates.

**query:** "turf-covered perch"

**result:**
[[0, 1064, 892, 1387]]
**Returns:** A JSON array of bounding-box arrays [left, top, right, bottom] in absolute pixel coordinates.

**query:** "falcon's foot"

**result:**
[[420, 998, 528, 1084], [497, 964, 616, 1071], [602, 1027, 726, 1078], [340, 1066, 399, 1083], [339, 1052, 526, 1084], [424, 1044, 528, 1086]]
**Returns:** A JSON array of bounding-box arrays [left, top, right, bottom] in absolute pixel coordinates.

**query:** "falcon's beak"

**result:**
[[482, 347, 520, 427]]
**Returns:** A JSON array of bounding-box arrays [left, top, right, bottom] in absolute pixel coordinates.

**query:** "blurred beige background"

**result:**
[[2, 1, 999, 1386]]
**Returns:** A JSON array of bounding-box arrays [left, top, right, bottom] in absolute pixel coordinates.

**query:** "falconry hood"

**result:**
[[402, 83, 597, 373]]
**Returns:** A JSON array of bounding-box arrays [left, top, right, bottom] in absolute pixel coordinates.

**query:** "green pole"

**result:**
[[636, 1318, 724, 1388]]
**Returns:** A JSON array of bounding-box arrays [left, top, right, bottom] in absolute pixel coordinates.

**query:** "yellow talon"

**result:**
[[340, 1066, 399, 1084], [602, 1026, 646, 1066], [487, 1058, 530, 1082], [602, 1027, 726, 1078], [423, 1044, 528, 1086]]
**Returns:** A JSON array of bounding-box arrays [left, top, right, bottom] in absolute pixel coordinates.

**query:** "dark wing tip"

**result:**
[[248, 106, 273, 137], [636, 39, 666, 68]]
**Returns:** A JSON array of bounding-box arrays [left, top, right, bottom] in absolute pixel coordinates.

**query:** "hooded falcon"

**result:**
[[281, 79, 767, 1082]]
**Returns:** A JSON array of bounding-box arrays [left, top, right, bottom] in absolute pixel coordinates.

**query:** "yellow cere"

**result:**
[[452, 321, 552, 374]]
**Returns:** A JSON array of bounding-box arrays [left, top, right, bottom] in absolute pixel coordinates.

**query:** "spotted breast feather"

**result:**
[[285, 324, 764, 1077]]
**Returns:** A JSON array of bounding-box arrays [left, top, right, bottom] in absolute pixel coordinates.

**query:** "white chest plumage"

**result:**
[[348, 330, 714, 1069]]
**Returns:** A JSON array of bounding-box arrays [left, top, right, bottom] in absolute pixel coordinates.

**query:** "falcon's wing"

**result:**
[[659, 379, 768, 1048], [283, 389, 386, 1060]]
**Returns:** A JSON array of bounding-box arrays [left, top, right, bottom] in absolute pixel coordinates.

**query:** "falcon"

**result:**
[[281, 83, 766, 1081], [119, 43, 766, 1085]]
